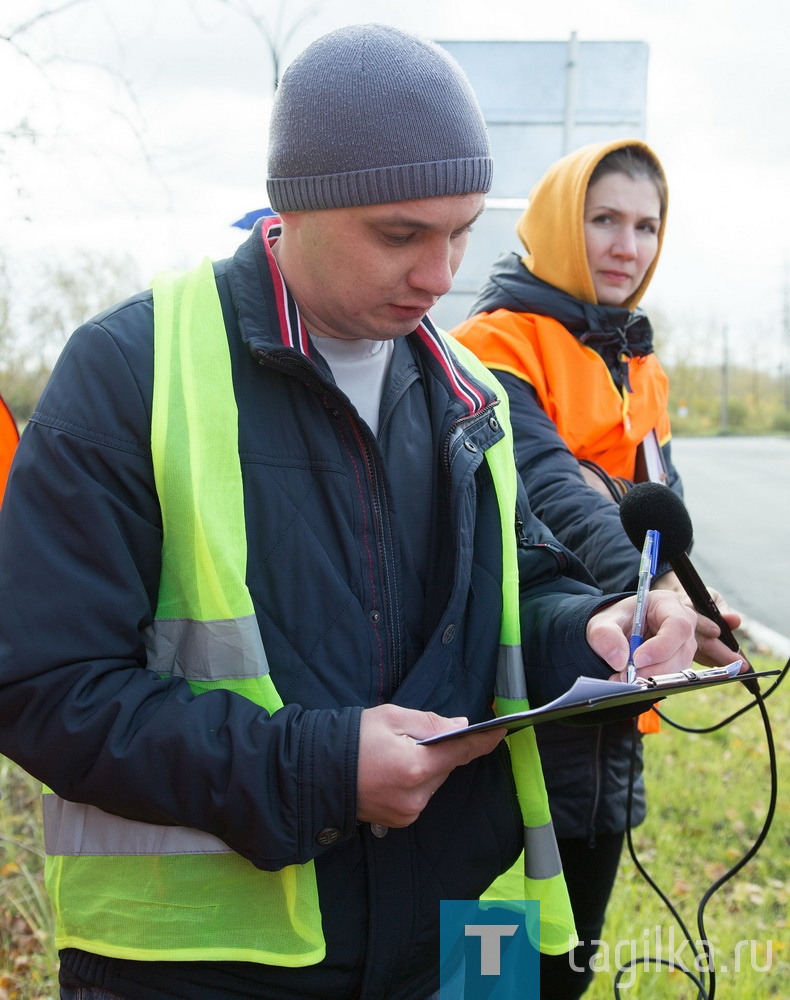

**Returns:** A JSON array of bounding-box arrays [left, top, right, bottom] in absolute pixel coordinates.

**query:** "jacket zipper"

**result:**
[[347, 411, 403, 695], [256, 349, 403, 696], [515, 508, 570, 573], [441, 403, 499, 479]]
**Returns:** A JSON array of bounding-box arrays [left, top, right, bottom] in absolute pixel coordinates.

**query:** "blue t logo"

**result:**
[[440, 900, 540, 998]]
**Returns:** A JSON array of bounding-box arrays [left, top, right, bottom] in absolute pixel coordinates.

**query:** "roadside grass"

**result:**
[[0, 653, 787, 999], [0, 758, 55, 1000], [586, 652, 790, 999]]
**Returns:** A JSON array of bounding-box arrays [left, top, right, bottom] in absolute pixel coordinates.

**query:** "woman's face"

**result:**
[[583, 171, 662, 306]]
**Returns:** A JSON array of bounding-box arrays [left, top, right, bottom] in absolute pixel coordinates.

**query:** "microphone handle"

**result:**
[[671, 552, 761, 695], [670, 553, 739, 652]]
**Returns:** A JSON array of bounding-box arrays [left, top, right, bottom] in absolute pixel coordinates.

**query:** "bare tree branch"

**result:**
[[4, 0, 92, 40], [213, 0, 323, 90], [0, 0, 172, 209]]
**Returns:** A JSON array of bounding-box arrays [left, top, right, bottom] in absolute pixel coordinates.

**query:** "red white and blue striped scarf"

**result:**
[[259, 216, 489, 417]]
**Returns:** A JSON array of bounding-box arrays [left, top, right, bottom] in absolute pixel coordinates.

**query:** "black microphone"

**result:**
[[619, 482, 760, 694]]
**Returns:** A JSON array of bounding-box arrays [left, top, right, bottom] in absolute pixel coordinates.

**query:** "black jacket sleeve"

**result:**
[[511, 479, 630, 707], [0, 305, 360, 872], [498, 370, 683, 594]]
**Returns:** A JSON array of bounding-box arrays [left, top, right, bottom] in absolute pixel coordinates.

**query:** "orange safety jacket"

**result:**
[[453, 309, 671, 481], [0, 394, 19, 506]]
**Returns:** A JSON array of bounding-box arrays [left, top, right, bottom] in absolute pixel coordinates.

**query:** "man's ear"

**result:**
[[277, 211, 304, 231]]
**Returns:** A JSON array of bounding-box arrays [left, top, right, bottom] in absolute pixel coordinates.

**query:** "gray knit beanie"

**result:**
[[266, 23, 492, 212]]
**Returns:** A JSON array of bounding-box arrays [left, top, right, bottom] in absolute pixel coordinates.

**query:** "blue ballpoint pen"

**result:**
[[626, 529, 661, 683]]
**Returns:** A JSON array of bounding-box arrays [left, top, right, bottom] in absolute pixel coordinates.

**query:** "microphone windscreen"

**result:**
[[619, 482, 693, 559]]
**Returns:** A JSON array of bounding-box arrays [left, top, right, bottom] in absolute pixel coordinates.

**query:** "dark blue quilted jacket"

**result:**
[[0, 225, 613, 999]]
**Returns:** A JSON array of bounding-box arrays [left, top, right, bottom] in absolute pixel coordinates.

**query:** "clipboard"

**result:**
[[417, 664, 781, 745]]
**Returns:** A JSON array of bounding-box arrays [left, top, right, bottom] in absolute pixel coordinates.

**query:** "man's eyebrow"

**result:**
[[462, 205, 487, 228], [372, 205, 486, 232]]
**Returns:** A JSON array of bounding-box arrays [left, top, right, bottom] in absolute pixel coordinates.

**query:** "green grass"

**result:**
[[0, 757, 56, 999], [586, 653, 790, 998], [0, 655, 787, 998]]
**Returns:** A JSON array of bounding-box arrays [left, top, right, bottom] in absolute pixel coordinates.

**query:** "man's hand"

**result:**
[[586, 589, 698, 680], [356, 704, 505, 828]]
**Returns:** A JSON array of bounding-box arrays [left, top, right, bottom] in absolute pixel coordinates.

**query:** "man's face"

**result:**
[[275, 193, 486, 341]]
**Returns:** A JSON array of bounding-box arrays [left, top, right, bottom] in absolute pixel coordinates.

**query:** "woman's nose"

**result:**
[[612, 227, 638, 259]]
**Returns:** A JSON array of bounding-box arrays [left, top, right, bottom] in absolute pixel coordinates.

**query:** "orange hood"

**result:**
[[516, 138, 668, 311]]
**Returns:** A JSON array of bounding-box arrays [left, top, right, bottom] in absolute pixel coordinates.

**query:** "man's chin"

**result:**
[[331, 310, 429, 341], [370, 317, 427, 341]]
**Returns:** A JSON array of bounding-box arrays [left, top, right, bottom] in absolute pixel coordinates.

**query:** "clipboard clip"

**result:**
[[643, 664, 738, 689]]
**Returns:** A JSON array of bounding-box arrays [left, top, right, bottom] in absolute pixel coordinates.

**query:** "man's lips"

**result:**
[[389, 302, 435, 318]]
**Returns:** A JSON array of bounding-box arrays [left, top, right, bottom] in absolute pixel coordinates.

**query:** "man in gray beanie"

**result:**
[[266, 23, 493, 211], [265, 23, 493, 349], [0, 21, 711, 1000]]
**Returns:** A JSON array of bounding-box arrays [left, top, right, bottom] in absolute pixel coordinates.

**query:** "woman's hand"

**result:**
[[652, 575, 748, 668]]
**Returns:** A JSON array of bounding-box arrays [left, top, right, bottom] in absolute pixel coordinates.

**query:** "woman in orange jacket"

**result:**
[[453, 139, 679, 999], [0, 393, 18, 506]]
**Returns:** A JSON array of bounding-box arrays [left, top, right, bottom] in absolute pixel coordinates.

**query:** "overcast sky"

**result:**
[[3, 0, 789, 369]]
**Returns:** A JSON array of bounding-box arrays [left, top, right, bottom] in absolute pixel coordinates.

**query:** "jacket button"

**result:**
[[370, 823, 388, 838], [463, 439, 477, 453], [369, 610, 381, 623], [316, 828, 340, 846], [489, 416, 499, 431], [441, 624, 456, 644]]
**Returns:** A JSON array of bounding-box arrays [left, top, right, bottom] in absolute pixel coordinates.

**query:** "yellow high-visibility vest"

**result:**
[[44, 259, 576, 962]]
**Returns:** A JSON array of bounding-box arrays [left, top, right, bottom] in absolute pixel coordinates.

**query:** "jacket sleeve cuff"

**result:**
[[299, 705, 363, 860]]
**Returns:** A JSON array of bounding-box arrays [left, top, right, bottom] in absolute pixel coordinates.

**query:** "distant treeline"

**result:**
[[0, 249, 141, 424], [2, 249, 789, 437], [666, 360, 790, 436]]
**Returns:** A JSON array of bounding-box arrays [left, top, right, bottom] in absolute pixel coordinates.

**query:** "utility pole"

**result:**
[[563, 32, 579, 155], [783, 262, 790, 410], [720, 324, 729, 434]]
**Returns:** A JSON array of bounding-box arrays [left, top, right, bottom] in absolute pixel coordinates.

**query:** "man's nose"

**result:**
[[408, 247, 455, 298]]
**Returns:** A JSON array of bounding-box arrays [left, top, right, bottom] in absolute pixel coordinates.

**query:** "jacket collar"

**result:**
[[469, 252, 656, 392], [228, 216, 496, 418]]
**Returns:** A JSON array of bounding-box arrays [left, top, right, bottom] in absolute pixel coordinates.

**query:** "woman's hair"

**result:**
[[588, 145, 667, 220]]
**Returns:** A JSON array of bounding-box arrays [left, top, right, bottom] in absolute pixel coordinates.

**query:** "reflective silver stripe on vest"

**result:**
[[143, 614, 269, 681], [494, 643, 528, 701], [523, 821, 563, 880], [43, 795, 234, 856]]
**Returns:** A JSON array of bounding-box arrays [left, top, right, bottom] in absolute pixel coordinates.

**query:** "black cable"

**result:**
[[696, 690, 778, 1000], [655, 655, 789, 734], [614, 956, 708, 996], [621, 720, 709, 998], [613, 656, 784, 998]]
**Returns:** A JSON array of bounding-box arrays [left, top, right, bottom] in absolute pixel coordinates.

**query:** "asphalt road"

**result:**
[[670, 436, 790, 646]]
